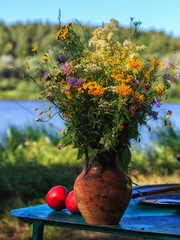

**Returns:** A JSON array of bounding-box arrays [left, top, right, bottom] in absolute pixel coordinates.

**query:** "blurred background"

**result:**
[[0, 0, 180, 239]]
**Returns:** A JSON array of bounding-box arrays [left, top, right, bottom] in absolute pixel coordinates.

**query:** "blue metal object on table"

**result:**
[[11, 197, 180, 240]]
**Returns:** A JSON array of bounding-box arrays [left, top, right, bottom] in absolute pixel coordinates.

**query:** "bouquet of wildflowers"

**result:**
[[27, 19, 173, 172]]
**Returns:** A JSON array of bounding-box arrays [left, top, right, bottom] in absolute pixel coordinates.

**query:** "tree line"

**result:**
[[1, 21, 180, 57], [0, 21, 180, 100]]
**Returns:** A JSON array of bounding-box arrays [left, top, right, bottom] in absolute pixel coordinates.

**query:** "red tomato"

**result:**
[[46, 185, 69, 210], [65, 191, 81, 214]]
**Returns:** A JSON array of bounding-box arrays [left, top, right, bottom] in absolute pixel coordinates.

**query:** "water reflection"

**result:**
[[0, 100, 179, 146]]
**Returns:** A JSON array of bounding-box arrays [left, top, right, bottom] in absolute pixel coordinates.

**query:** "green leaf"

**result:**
[[87, 147, 98, 163], [60, 134, 73, 146], [121, 147, 131, 173], [76, 147, 85, 160]]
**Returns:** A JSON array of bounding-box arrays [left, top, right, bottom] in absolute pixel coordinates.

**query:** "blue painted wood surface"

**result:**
[[11, 199, 180, 240]]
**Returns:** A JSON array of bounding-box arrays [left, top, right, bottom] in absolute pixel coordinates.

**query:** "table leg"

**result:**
[[32, 222, 44, 240]]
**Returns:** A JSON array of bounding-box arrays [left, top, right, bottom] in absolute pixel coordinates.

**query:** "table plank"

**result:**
[[11, 200, 180, 240]]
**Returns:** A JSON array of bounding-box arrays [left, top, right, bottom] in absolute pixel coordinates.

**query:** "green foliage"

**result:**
[[121, 147, 131, 173], [167, 81, 180, 101], [0, 126, 82, 202], [131, 125, 180, 174], [1, 125, 59, 151], [152, 124, 180, 154], [0, 124, 179, 239], [0, 122, 179, 205], [0, 20, 180, 101]]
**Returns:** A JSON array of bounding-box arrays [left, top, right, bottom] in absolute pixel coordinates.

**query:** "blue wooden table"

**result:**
[[11, 196, 180, 240]]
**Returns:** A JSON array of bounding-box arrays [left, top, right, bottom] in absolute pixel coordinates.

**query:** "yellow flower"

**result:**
[[46, 113, 52, 118], [151, 56, 164, 68], [143, 67, 153, 79], [62, 28, 69, 39], [82, 81, 104, 96], [31, 47, 38, 53], [26, 18, 173, 168], [59, 129, 65, 136], [65, 90, 71, 98], [109, 57, 120, 66], [127, 56, 143, 73], [134, 92, 145, 102], [111, 70, 133, 83], [25, 61, 30, 69], [62, 113, 71, 119], [156, 85, 165, 95], [166, 110, 172, 119], [42, 55, 50, 62], [56, 23, 72, 40], [116, 84, 133, 99]]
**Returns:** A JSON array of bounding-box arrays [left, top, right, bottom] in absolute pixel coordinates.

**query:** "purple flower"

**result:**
[[151, 111, 158, 120], [75, 78, 83, 86], [57, 56, 67, 64], [68, 77, 77, 85], [164, 74, 170, 80], [154, 98, 161, 108], [177, 73, 180, 78], [67, 77, 83, 86], [143, 89, 148, 94]]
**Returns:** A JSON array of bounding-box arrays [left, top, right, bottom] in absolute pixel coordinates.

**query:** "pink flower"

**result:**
[[130, 108, 136, 117], [62, 63, 72, 76], [57, 145, 62, 150]]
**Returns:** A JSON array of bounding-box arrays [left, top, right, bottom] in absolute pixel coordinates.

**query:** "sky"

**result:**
[[0, 0, 180, 37]]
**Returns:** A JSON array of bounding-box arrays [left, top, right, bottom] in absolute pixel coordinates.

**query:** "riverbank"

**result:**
[[0, 77, 180, 103], [1, 90, 180, 103]]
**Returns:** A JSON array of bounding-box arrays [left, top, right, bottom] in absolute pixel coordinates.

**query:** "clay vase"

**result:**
[[73, 151, 132, 225]]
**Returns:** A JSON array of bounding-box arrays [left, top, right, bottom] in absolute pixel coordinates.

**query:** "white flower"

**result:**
[[83, 63, 102, 72]]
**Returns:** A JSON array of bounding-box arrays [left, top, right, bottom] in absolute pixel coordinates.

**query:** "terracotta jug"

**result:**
[[74, 151, 132, 225]]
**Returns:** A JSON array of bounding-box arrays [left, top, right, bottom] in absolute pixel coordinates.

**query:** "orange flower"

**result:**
[[116, 84, 133, 99], [156, 85, 165, 95], [65, 90, 71, 98], [88, 88, 104, 96], [31, 47, 38, 53], [56, 23, 72, 40], [111, 70, 133, 83], [127, 57, 143, 73], [134, 92, 145, 102], [82, 82, 104, 96], [151, 56, 164, 68]]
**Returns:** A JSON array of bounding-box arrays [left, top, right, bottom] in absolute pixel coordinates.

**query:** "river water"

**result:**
[[0, 100, 180, 146]]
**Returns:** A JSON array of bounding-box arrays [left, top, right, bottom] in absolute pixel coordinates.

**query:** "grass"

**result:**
[[0, 125, 179, 240], [0, 78, 40, 100], [130, 126, 180, 176], [0, 82, 40, 100]]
